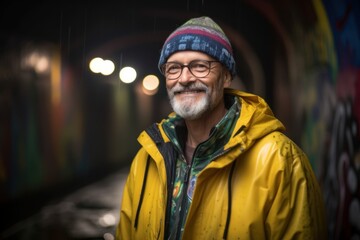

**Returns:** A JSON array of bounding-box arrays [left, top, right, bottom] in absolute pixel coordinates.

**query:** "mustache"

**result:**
[[169, 82, 208, 95]]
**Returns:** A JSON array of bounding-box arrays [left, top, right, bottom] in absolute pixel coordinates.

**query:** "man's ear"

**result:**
[[224, 71, 232, 87]]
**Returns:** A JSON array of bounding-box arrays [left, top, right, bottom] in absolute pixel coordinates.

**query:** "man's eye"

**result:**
[[191, 63, 207, 71], [167, 65, 181, 72]]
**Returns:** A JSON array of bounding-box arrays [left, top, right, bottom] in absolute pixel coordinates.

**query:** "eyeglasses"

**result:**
[[160, 60, 220, 80]]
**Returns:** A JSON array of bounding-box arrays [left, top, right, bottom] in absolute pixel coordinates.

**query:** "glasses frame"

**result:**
[[160, 60, 220, 80]]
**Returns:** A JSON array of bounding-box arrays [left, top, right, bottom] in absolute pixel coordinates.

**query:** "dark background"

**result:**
[[1, 0, 360, 239]]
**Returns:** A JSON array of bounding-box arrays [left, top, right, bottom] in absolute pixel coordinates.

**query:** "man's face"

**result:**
[[165, 51, 231, 120]]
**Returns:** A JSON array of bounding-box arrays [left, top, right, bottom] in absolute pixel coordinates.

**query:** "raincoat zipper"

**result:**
[[177, 124, 246, 239], [175, 145, 235, 239], [175, 156, 192, 240]]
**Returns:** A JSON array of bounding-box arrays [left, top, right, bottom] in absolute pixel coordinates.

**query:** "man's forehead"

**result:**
[[167, 51, 215, 62]]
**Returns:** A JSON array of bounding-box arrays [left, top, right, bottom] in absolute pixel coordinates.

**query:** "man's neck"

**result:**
[[185, 102, 227, 148]]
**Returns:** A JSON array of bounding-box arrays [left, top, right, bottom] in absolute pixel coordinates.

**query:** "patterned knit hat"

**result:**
[[158, 16, 237, 77]]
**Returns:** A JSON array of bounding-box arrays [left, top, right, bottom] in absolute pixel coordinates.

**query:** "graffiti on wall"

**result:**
[[295, 0, 360, 239]]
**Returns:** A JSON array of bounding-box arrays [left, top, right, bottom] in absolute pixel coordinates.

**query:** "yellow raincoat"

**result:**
[[116, 89, 327, 239]]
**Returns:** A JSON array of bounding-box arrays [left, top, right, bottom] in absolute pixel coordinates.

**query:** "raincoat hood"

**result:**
[[222, 88, 285, 151]]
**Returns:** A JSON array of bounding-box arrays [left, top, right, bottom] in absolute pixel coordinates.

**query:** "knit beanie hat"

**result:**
[[158, 16, 237, 77]]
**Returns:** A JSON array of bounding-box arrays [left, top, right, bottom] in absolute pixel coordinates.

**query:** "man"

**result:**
[[116, 16, 327, 239]]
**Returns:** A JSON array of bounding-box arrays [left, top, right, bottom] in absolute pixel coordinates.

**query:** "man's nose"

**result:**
[[178, 67, 195, 84]]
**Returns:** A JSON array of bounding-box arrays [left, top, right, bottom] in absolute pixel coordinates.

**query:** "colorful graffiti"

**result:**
[[323, 98, 360, 239], [295, 0, 360, 239]]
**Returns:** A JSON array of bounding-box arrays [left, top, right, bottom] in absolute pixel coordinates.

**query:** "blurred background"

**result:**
[[0, 0, 359, 239]]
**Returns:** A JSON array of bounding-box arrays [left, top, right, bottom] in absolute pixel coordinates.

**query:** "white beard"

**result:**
[[167, 82, 211, 120], [171, 93, 210, 120]]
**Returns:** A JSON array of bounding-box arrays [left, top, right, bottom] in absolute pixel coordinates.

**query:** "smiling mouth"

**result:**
[[174, 89, 205, 95]]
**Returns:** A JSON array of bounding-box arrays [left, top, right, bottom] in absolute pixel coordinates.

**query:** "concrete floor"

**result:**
[[1, 167, 129, 240]]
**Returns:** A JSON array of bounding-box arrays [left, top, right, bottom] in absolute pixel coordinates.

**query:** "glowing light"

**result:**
[[98, 213, 116, 227], [103, 233, 114, 240], [119, 66, 137, 83], [89, 57, 115, 76], [34, 55, 50, 73], [23, 51, 50, 74], [89, 57, 104, 73], [142, 74, 159, 95], [101, 60, 115, 75], [142, 75, 159, 91]]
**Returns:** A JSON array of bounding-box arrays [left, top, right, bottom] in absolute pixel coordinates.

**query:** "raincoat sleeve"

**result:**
[[265, 139, 327, 239], [115, 149, 148, 240]]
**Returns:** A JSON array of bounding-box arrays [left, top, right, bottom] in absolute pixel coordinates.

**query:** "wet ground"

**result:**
[[1, 167, 129, 240]]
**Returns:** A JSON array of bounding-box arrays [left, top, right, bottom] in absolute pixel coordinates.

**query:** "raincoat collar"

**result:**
[[161, 95, 240, 159], [224, 88, 286, 150]]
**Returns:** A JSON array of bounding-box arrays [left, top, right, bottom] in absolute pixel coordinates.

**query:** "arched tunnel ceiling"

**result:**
[[1, 0, 292, 99]]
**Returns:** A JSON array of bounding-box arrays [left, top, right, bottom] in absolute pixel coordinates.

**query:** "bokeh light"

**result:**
[[103, 232, 114, 240], [119, 66, 137, 83], [89, 57, 115, 75], [101, 60, 115, 76], [89, 57, 104, 73], [142, 74, 159, 95], [22, 50, 50, 74], [98, 213, 116, 227]]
